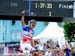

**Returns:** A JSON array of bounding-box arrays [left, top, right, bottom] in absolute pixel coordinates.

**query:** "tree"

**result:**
[[64, 23, 75, 42]]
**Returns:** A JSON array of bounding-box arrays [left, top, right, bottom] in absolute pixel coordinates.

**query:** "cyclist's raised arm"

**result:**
[[21, 16, 25, 27]]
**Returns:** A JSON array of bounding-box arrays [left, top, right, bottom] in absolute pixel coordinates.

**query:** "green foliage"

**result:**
[[64, 23, 75, 42]]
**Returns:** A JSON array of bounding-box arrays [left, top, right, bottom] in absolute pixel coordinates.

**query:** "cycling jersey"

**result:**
[[21, 25, 34, 43]]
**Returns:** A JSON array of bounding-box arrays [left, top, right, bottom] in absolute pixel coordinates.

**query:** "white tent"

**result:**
[[33, 22, 65, 48]]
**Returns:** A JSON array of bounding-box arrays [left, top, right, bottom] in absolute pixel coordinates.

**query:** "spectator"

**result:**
[[58, 49, 64, 56], [50, 48, 56, 56], [56, 41, 60, 48], [64, 40, 71, 56], [64, 48, 71, 56], [45, 49, 52, 56], [72, 43, 75, 56], [72, 48, 75, 56], [34, 41, 40, 51], [46, 41, 51, 49], [43, 43, 47, 52]]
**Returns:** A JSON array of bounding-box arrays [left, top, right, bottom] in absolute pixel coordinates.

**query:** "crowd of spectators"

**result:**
[[19, 39, 75, 56], [31, 39, 75, 56]]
